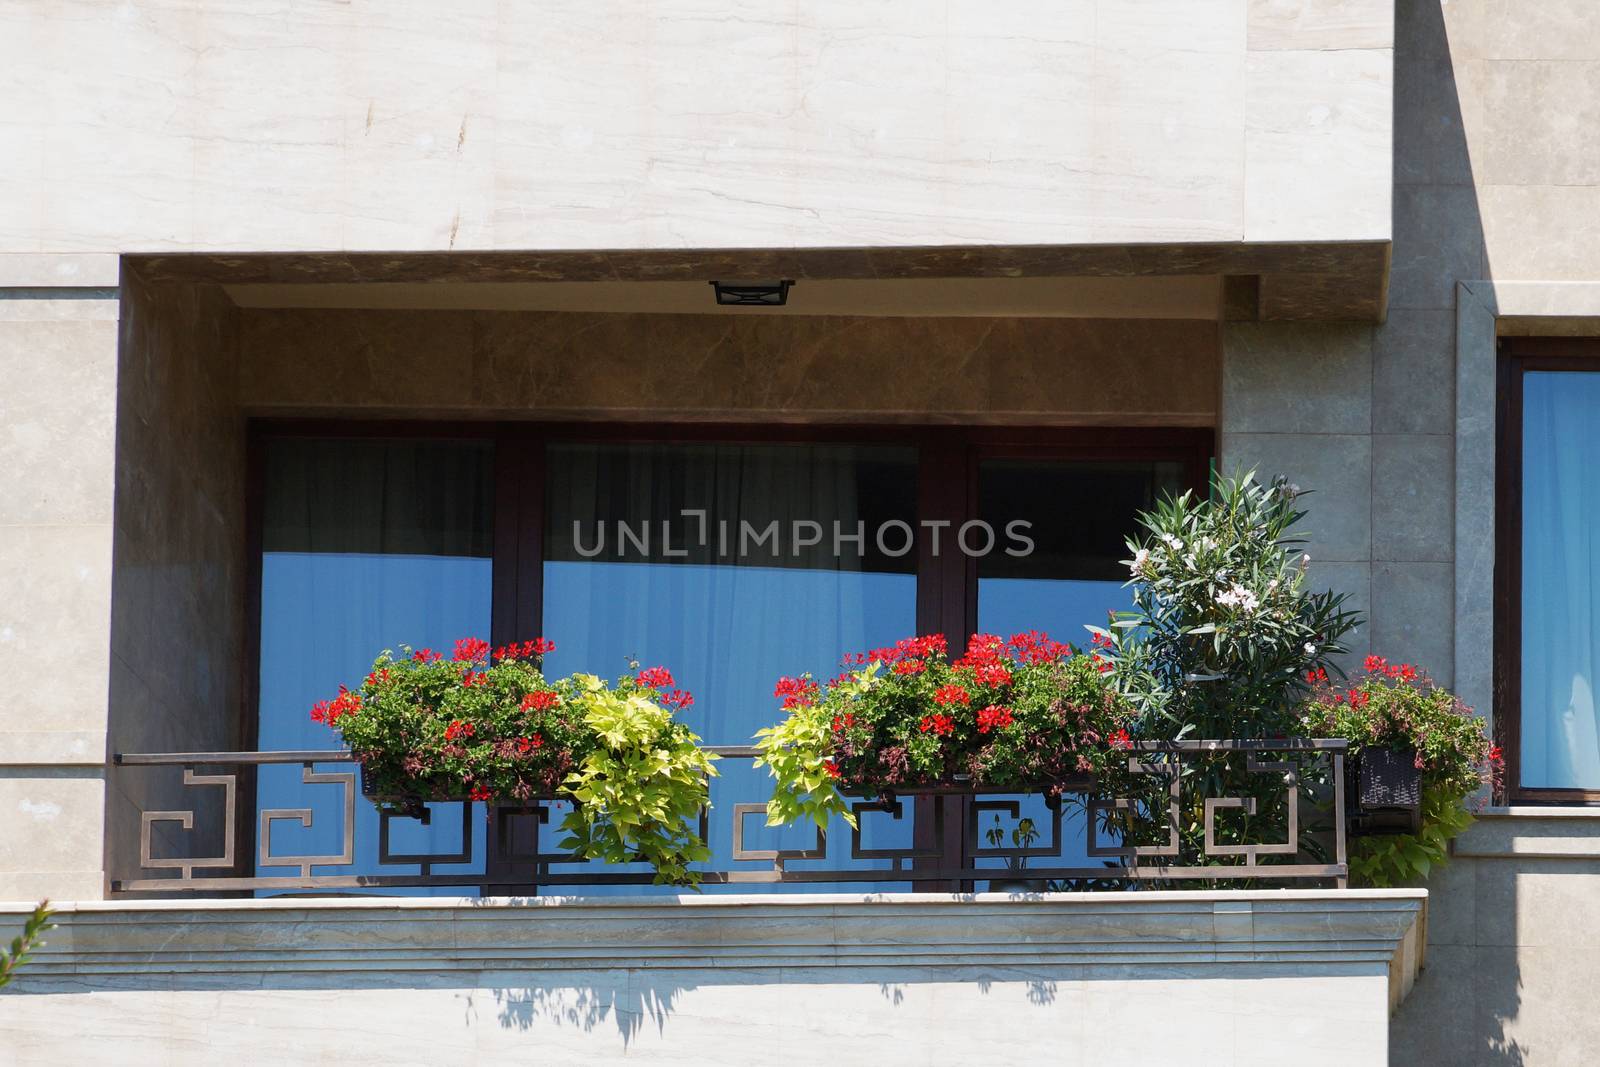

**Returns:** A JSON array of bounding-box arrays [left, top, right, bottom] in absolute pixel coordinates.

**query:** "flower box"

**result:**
[[1346, 745, 1423, 836]]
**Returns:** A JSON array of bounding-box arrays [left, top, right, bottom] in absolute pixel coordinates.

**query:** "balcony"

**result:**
[[110, 739, 1356, 894]]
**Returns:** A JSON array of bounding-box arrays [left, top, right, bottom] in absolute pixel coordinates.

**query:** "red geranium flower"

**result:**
[[918, 713, 955, 736], [934, 684, 970, 707], [661, 689, 694, 710], [521, 690, 560, 712], [636, 666, 675, 688], [976, 705, 1014, 734], [972, 663, 1012, 688], [453, 637, 491, 664], [1109, 728, 1133, 750], [893, 659, 927, 676]]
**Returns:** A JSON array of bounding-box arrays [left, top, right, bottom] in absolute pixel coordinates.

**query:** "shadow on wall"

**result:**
[[488, 968, 1060, 1046], [1385, 4, 1515, 1062]]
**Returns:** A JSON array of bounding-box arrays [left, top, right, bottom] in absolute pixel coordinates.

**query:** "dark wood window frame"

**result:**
[[241, 418, 1214, 886], [1495, 337, 1600, 804]]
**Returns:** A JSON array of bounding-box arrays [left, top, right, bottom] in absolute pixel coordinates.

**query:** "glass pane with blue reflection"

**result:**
[[1522, 371, 1600, 789], [975, 458, 1186, 884], [541, 442, 919, 892], [255, 438, 493, 894]]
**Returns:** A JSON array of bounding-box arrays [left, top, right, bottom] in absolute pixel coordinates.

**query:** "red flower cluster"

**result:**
[[1005, 631, 1073, 664], [1109, 728, 1133, 750], [972, 663, 1012, 688], [365, 668, 392, 686], [831, 712, 858, 732], [310, 685, 361, 727], [453, 637, 491, 664], [1364, 655, 1419, 682], [444, 719, 476, 741], [1090, 632, 1114, 650], [952, 633, 1005, 670], [976, 705, 1014, 734], [893, 659, 927, 676], [495, 638, 555, 661], [515, 735, 544, 755], [1090, 653, 1112, 674], [846, 634, 949, 666], [468, 784, 493, 802], [520, 690, 560, 712], [1305, 667, 1329, 684], [919, 713, 955, 736], [661, 689, 694, 710], [774, 676, 821, 709], [412, 648, 443, 663], [462, 670, 487, 688], [933, 684, 970, 707], [636, 666, 675, 688]]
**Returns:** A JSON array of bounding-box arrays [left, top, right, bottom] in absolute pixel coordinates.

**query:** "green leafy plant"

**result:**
[[312, 637, 717, 886], [1307, 657, 1501, 887], [985, 815, 1040, 873], [755, 632, 1137, 830], [0, 901, 54, 990], [1099, 469, 1362, 739], [557, 673, 718, 887]]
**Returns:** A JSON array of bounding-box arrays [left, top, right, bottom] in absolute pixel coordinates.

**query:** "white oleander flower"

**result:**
[[1216, 584, 1259, 613], [1130, 548, 1151, 576]]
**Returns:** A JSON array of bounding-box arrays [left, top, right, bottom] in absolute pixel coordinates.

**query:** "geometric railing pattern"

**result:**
[[112, 739, 1348, 893]]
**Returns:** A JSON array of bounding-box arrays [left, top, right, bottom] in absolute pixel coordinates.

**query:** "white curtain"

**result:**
[[1522, 371, 1600, 788]]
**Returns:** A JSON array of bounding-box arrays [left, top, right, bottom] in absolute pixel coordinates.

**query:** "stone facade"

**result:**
[[2, 1, 1600, 1064]]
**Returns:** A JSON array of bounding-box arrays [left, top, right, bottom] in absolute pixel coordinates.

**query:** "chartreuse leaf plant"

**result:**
[[1307, 657, 1501, 887], [557, 673, 718, 887], [755, 632, 1137, 830], [311, 638, 717, 887]]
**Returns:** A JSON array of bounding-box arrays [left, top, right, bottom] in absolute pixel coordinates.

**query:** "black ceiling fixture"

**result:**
[[709, 279, 794, 306]]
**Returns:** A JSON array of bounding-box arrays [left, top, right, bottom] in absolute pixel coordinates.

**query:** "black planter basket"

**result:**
[[1346, 745, 1423, 836], [359, 762, 433, 825]]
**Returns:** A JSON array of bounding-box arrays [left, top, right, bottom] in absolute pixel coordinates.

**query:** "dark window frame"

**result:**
[[241, 418, 1213, 885], [1495, 337, 1600, 804]]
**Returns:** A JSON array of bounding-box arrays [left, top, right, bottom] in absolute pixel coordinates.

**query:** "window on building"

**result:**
[[251, 424, 1210, 889], [1501, 342, 1600, 801]]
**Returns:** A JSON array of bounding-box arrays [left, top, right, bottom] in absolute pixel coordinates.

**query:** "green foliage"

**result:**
[[0, 901, 54, 990], [1349, 787, 1475, 886], [755, 633, 1137, 828], [556, 674, 718, 887], [1307, 660, 1500, 888], [1100, 469, 1361, 739], [753, 668, 870, 831], [314, 640, 716, 886]]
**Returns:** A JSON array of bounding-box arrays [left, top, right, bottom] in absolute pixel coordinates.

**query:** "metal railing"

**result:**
[[111, 739, 1348, 893]]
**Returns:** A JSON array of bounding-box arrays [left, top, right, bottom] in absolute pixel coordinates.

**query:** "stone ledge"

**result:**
[[5, 890, 1425, 982], [0, 891, 1427, 1067]]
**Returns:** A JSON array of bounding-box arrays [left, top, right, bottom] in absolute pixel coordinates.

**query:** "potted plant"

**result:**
[[1306, 656, 1502, 886], [984, 816, 1045, 893], [310, 637, 717, 886], [753, 631, 1137, 832]]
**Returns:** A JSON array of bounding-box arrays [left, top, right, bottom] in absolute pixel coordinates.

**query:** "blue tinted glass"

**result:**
[[542, 442, 919, 891], [975, 457, 1185, 882], [1522, 371, 1600, 789], [256, 439, 494, 894]]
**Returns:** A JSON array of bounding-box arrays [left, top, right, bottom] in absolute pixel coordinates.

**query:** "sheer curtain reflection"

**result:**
[[1522, 372, 1600, 789], [256, 439, 494, 894], [543, 443, 919, 890]]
